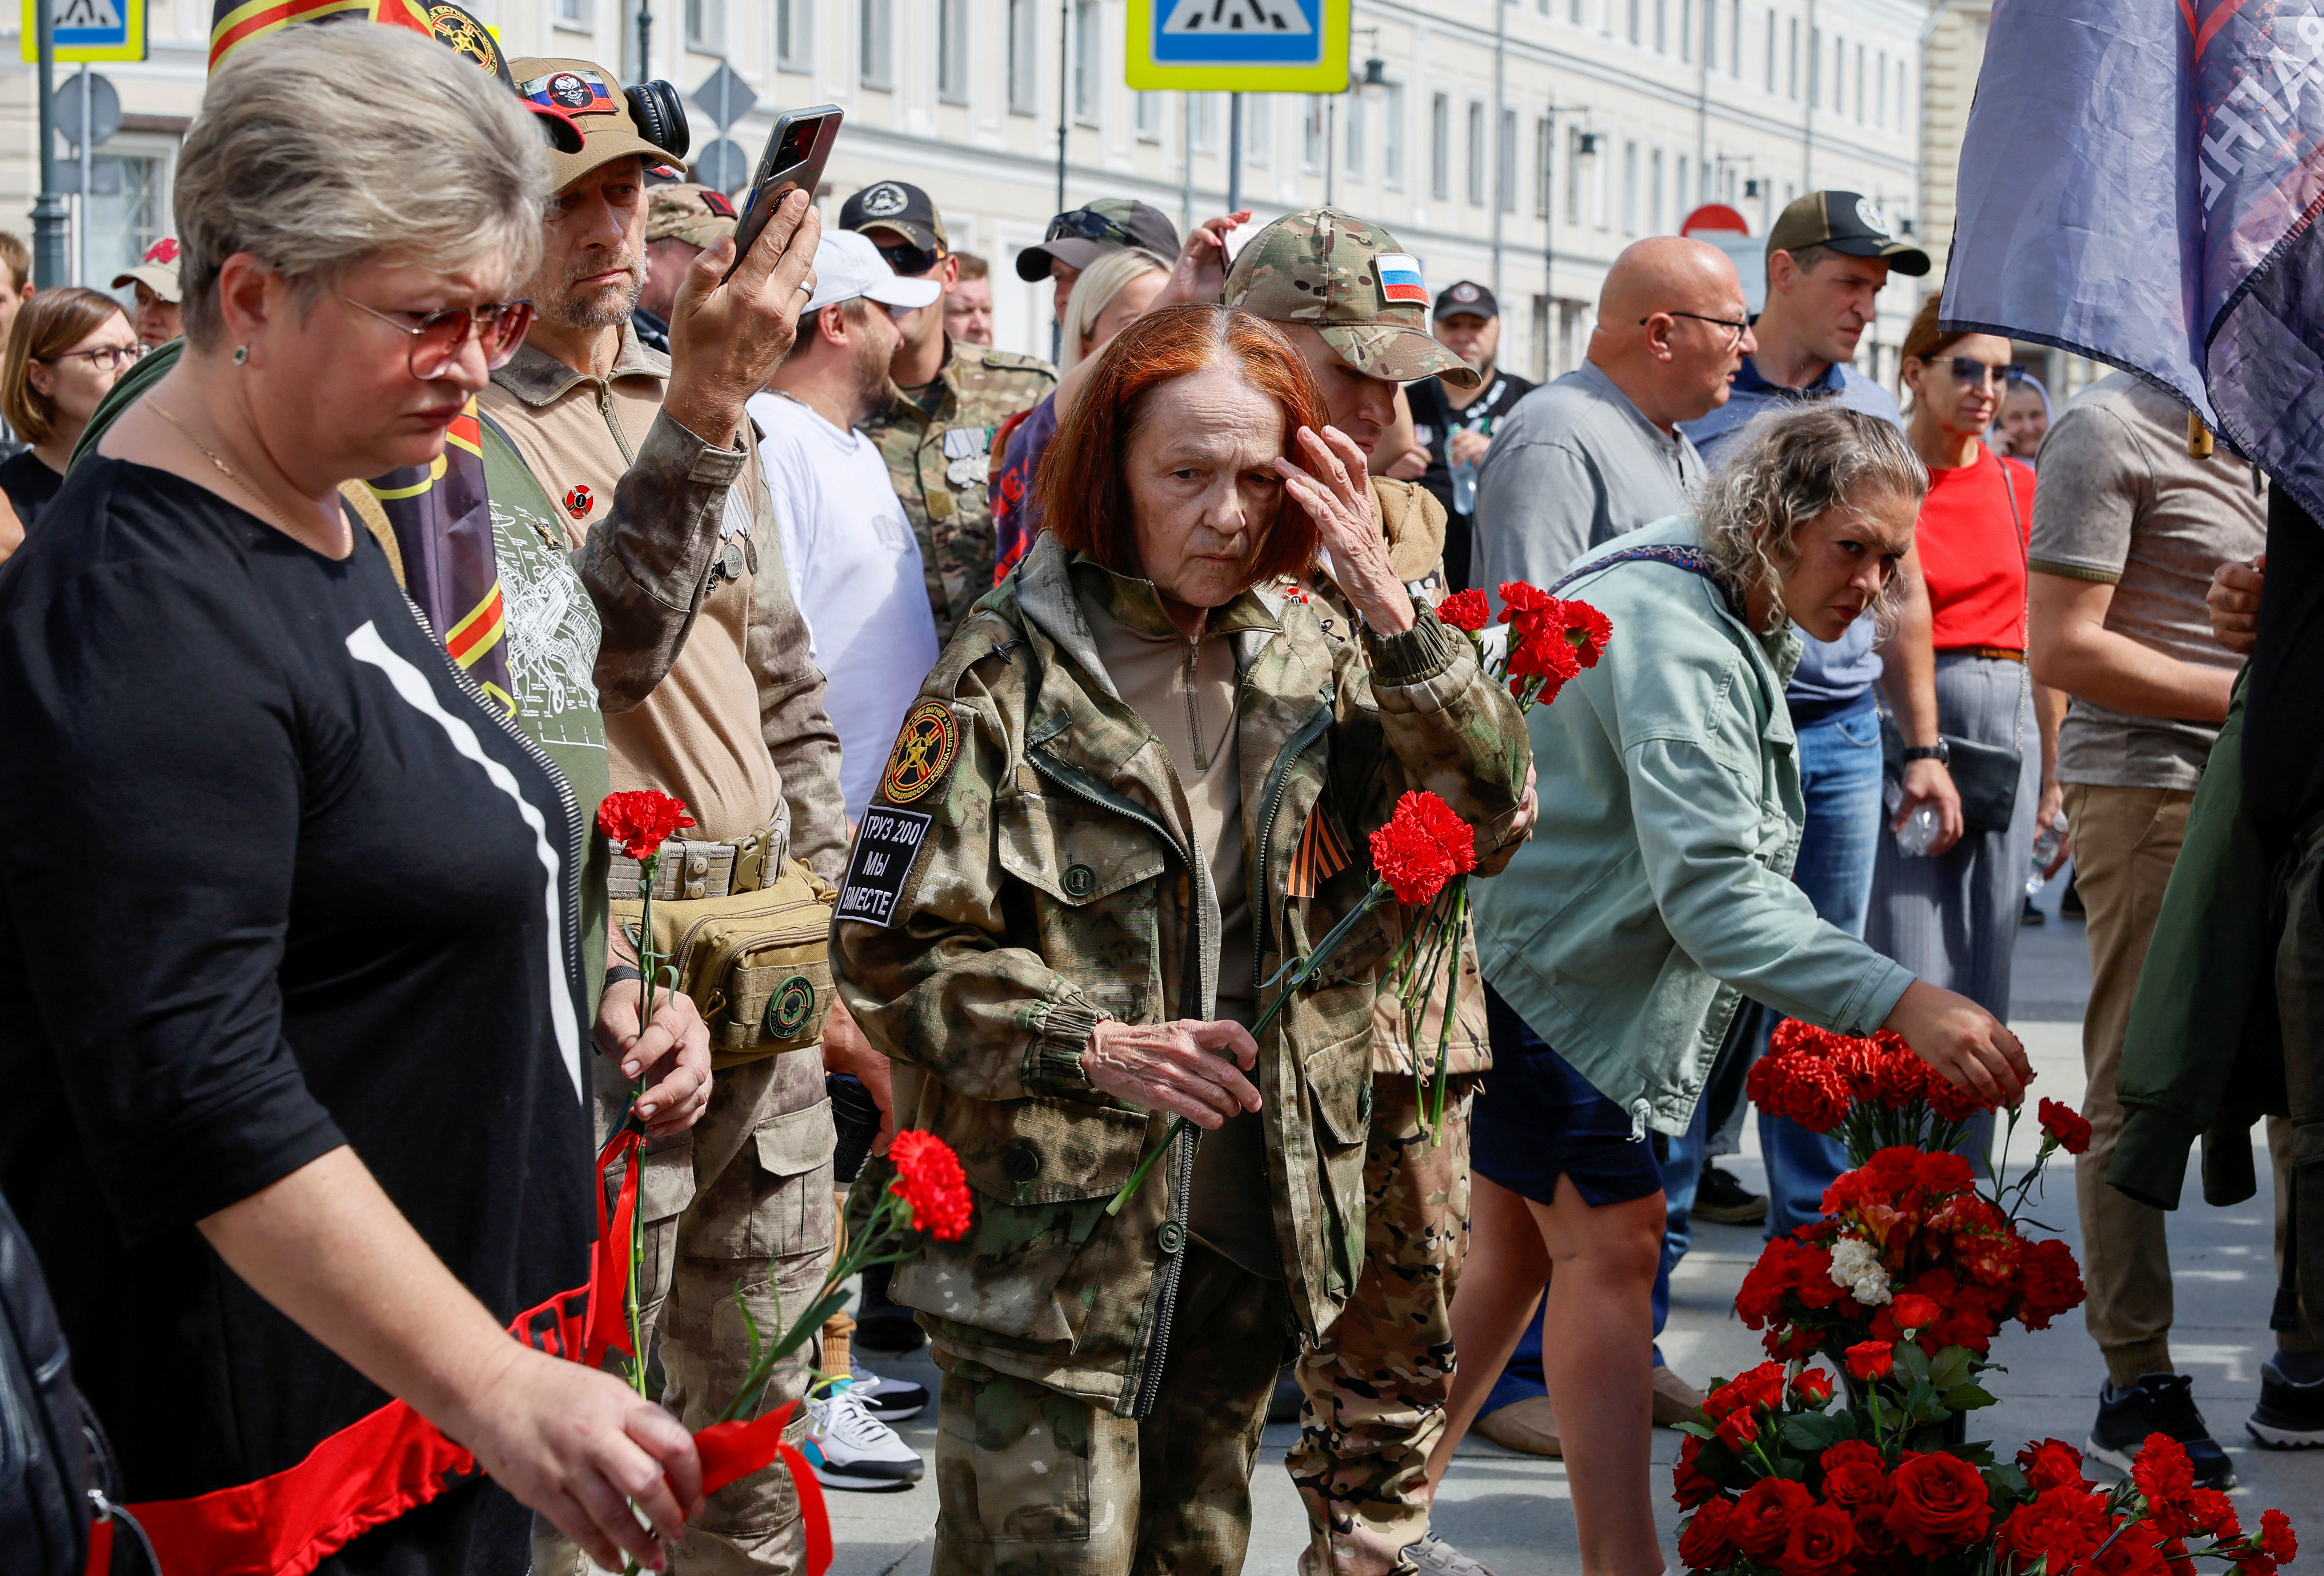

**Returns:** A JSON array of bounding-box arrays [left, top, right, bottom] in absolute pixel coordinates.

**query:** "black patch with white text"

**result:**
[[837, 807, 934, 927]]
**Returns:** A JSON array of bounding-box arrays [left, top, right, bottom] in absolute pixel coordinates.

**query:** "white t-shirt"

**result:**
[[749, 390, 943, 821]]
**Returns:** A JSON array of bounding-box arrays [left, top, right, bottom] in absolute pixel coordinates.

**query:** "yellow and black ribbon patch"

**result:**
[[880, 699, 960, 805], [1287, 804, 1352, 898]]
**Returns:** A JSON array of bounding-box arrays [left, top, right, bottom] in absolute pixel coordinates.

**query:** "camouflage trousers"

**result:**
[[930, 1242, 1283, 1576], [1287, 1076, 1475, 1576], [535, 1050, 837, 1576]]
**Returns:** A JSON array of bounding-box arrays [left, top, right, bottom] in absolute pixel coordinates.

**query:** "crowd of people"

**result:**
[[0, 15, 2309, 1576]]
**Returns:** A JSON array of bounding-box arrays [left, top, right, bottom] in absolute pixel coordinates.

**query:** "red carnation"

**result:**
[[886, 1129, 973, 1241], [2185, 1489, 2241, 1541], [2133, 1432, 2194, 1502], [2016, 1437, 2087, 1492], [1996, 1486, 2110, 1569], [2016, 1236, 2086, 1329], [1846, 1340, 1895, 1381], [1497, 580, 1557, 618], [1778, 1503, 1857, 1576], [1791, 1367, 1835, 1406], [1715, 1407, 1760, 1452], [1890, 1293, 1940, 1334], [597, 788, 695, 862], [2040, 1096, 2094, 1154], [1563, 598, 1614, 667], [1883, 1451, 1993, 1555], [1924, 1066, 1999, 1122], [1677, 1497, 1737, 1570], [2259, 1508, 2298, 1563], [1367, 790, 1478, 907], [1730, 1478, 1815, 1560], [1437, 588, 1491, 631]]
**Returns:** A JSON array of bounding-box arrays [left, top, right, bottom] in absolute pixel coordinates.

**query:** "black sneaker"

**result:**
[[2088, 1373, 2237, 1489], [1694, 1164, 1768, 1226], [2248, 1357, 2324, 1449]]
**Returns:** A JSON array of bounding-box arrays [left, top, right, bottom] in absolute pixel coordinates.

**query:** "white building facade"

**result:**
[[0, 0, 1935, 380]]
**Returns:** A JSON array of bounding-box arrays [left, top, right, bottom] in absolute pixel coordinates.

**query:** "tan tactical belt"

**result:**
[[608, 818, 789, 901]]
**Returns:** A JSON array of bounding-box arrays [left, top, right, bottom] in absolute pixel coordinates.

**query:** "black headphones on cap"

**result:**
[[625, 80, 689, 162]]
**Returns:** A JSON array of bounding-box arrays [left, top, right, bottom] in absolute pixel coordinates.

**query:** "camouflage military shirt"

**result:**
[[829, 532, 1530, 1415], [863, 337, 1056, 644]]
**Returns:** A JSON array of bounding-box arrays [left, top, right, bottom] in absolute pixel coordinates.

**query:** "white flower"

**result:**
[[1827, 1237, 1893, 1306]]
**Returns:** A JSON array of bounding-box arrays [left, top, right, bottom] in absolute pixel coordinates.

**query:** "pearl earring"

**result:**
[[232, 345, 249, 365]]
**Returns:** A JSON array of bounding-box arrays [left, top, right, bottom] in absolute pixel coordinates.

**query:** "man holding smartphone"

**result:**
[[485, 59, 879, 1576], [842, 180, 1056, 644]]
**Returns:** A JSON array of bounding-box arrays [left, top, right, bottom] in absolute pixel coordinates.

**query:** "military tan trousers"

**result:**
[[1287, 1076, 1475, 1576]]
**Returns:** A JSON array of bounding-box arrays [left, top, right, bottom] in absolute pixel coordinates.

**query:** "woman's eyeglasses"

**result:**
[[40, 343, 142, 373], [339, 295, 537, 380], [1942, 357, 2027, 389], [874, 240, 943, 278]]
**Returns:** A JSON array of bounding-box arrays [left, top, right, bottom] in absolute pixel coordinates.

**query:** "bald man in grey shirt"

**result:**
[[1473, 237, 1754, 606]]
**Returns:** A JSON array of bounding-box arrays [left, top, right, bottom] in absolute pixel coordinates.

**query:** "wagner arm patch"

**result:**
[[837, 807, 934, 927]]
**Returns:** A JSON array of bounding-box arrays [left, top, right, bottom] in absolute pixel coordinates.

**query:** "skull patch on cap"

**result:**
[[520, 68, 616, 114], [1853, 196, 1889, 236], [860, 183, 909, 218], [1450, 282, 1480, 303]]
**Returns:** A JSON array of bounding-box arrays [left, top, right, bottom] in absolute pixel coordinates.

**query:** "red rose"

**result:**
[[1846, 1340, 1895, 1381], [1889, 1293, 1940, 1333], [597, 788, 696, 862], [1673, 1454, 1723, 1510], [2040, 1096, 2094, 1154], [2016, 1237, 2086, 1330], [1778, 1503, 1856, 1576], [1367, 790, 1478, 907], [1677, 1497, 1737, 1570], [1437, 588, 1491, 631], [1820, 1459, 1892, 1511], [1730, 1479, 1815, 1560], [2016, 1437, 2087, 1492], [1820, 1439, 1883, 1476], [1791, 1367, 1835, 1406], [886, 1129, 973, 1241], [1716, 1407, 1760, 1452], [1883, 1451, 1994, 1555]]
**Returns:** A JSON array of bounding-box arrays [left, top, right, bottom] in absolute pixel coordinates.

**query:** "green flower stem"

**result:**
[[1106, 880, 1392, 1217], [716, 1189, 919, 1423], [624, 856, 659, 1398], [1425, 882, 1468, 1141]]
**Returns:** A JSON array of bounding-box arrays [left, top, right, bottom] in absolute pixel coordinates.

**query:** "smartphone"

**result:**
[[725, 104, 843, 280]]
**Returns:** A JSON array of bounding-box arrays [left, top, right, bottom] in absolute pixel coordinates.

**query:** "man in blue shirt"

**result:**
[[1674, 192, 1959, 1251]]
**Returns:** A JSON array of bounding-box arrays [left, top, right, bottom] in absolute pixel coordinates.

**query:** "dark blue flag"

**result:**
[[1944, 0, 2324, 509]]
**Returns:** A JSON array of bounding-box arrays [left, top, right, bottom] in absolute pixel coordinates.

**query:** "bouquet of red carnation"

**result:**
[[1746, 1019, 2014, 1165], [1437, 581, 1612, 709]]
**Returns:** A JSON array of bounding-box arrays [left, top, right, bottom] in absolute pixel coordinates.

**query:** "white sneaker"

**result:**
[[804, 1381, 926, 1491], [846, 1354, 929, 1422]]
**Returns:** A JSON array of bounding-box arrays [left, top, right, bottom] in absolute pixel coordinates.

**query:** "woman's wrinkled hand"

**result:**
[[1277, 425, 1413, 635], [1881, 978, 2032, 1107], [1082, 1019, 1261, 1129], [450, 1345, 704, 1573], [594, 979, 712, 1137], [1160, 210, 1250, 308]]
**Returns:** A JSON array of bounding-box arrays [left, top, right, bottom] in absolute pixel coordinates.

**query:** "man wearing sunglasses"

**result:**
[[1015, 195, 1183, 325], [842, 179, 1056, 645]]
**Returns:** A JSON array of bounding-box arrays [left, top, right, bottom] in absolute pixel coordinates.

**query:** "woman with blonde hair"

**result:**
[[0, 285, 138, 529]]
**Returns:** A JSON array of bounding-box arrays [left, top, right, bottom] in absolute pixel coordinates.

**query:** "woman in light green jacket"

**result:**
[[1434, 406, 2032, 1576]]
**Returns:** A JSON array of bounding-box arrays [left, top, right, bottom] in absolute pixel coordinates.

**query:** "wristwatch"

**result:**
[[1901, 741, 1951, 765]]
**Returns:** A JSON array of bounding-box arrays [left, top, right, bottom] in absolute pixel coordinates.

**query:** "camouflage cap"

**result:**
[[647, 183, 738, 249], [1222, 208, 1479, 389]]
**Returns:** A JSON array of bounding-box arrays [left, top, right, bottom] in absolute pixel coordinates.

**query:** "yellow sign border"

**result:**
[[21, 0, 147, 63], [1125, 0, 1351, 93]]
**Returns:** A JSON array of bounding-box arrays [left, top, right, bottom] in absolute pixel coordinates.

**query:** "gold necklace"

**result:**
[[147, 399, 351, 559]]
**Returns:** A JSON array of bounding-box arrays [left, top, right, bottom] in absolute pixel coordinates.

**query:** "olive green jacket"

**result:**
[[830, 532, 1530, 1415]]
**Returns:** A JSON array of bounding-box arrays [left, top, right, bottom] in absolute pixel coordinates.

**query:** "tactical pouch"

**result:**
[[613, 858, 839, 1068]]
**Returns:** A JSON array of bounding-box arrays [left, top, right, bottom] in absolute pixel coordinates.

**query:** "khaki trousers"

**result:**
[[2066, 783, 2195, 1386]]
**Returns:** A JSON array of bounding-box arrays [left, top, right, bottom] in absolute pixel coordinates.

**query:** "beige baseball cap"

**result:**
[[647, 183, 738, 250], [1222, 208, 1478, 388], [509, 58, 667, 191], [112, 236, 181, 304]]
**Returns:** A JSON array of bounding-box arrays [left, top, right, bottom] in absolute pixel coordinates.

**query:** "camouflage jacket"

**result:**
[[863, 337, 1056, 645], [829, 532, 1530, 1414]]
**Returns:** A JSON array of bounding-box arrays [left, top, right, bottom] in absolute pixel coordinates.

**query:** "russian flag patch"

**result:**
[[1374, 253, 1428, 304]]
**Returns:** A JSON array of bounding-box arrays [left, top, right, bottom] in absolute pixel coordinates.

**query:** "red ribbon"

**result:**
[[82, 1126, 834, 1576]]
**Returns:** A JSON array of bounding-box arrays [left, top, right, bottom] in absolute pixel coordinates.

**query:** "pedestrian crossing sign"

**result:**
[[20, 0, 145, 61], [1126, 0, 1348, 92]]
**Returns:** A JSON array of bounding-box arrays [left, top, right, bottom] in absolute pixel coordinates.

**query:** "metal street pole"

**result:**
[[31, 0, 66, 289], [1490, 0, 1505, 299], [1181, 92, 1194, 236], [1325, 97, 1335, 208], [634, 0, 651, 84], [1541, 103, 1555, 378], [1227, 93, 1242, 214], [76, 66, 89, 288], [1055, 0, 1069, 218]]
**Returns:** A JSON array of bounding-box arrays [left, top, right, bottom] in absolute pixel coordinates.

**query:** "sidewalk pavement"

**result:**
[[815, 884, 2324, 1574]]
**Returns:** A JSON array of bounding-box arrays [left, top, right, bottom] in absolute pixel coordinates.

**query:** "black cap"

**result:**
[[1766, 190, 1930, 277], [841, 181, 949, 253], [1015, 199, 1180, 280], [1433, 280, 1498, 321]]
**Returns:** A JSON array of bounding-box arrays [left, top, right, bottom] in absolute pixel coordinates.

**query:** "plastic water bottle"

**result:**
[[1451, 456, 1479, 514], [1886, 780, 1940, 858], [2027, 814, 2067, 897]]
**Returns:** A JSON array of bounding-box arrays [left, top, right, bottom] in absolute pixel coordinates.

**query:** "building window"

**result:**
[[1072, 0, 1101, 124], [1622, 139, 1639, 234], [89, 153, 160, 291], [1809, 26, 1821, 105], [939, 0, 970, 103], [1535, 115, 1553, 215], [1788, 17, 1799, 99], [1656, 0, 1668, 52], [1875, 48, 1886, 125], [1678, 0, 1690, 60], [1566, 125, 1586, 223], [1729, 0, 1740, 72], [685, 0, 723, 52], [1626, 0, 1640, 45], [1344, 91, 1367, 182], [1676, 153, 1689, 216], [1430, 92, 1451, 200], [1190, 92, 1217, 154], [1830, 32, 1842, 112], [1466, 100, 1486, 205], [1571, 0, 1584, 19], [775, 0, 809, 68], [1855, 43, 1866, 121], [556, 0, 590, 29], [1008, 0, 1037, 114], [1136, 91, 1163, 141], [1247, 95, 1272, 166], [1498, 108, 1517, 212], [1383, 82, 1406, 188], [1649, 147, 1663, 232], [1763, 7, 1775, 92], [859, 0, 891, 88], [1305, 95, 1328, 173]]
